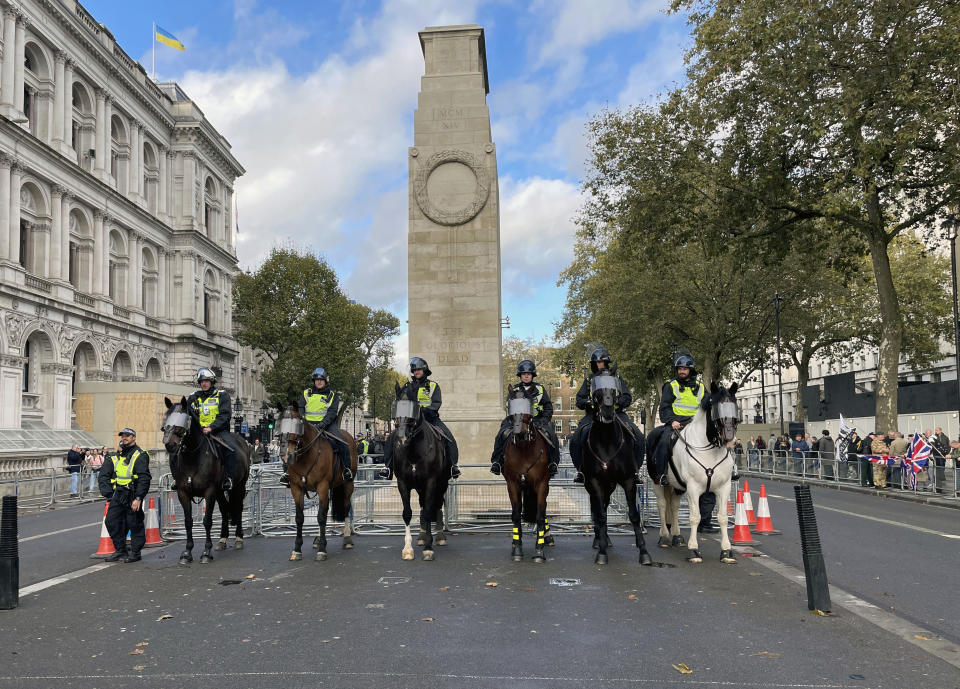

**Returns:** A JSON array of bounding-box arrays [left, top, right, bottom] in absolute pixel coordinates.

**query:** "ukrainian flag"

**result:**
[[155, 25, 185, 52]]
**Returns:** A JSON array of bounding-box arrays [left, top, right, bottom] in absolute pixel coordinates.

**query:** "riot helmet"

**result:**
[[673, 353, 697, 380], [311, 367, 329, 382], [409, 357, 432, 378], [589, 347, 613, 374], [196, 367, 217, 387], [516, 360, 537, 377]]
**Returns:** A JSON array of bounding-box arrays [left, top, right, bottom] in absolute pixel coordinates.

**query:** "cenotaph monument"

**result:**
[[408, 25, 503, 473]]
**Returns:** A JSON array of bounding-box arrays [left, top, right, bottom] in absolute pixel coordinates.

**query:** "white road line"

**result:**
[[748, 550, 960, 670], [766, 493, 960, 539], [19, 521, 101, 542], [18, 563, 113, 597]]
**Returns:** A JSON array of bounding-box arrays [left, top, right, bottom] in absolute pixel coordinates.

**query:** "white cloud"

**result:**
[[617, 27, 688, 105]]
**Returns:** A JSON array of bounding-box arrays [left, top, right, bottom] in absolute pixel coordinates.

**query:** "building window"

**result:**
[[204, 292, 212, 328], [22, 340, 30, 392], [569, 396, 575, 410], [554, 396, 561, 411], [554, 420, 562, 434], [108, 261, 116, 299], [68, 242, 79, 288]]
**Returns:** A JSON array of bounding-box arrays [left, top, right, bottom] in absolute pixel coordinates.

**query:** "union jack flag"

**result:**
[[901, 433, 931, 490]]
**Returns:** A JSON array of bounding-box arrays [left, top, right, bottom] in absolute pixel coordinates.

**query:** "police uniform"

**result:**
[[490, 361, 560, 475], [568, 347, 645, 480], [298, 382, 352, 481], [98, 429, 151, 562], [185, 384, 238, 489], [381, 358, 460, 479]]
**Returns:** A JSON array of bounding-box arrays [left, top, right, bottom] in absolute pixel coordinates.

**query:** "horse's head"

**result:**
[[590, 373, 619, 423], [393, 382, 421, 448], [705, 381, 740, 445], [162, 396, 193, 454], [277, 404, 304, 463], [506, 384, 534, 439]]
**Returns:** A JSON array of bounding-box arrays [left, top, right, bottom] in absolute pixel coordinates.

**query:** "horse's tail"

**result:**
[[329, 483, 348, 522], [521, 483, 538, 523]]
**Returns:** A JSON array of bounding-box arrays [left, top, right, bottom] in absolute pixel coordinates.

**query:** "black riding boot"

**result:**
[[570, 428, 585, 483], [279, 460, 290, 486], [378, 442, 393, 479], [490, 429, 506, 475], [339, 448, 353, 482], [169, 457, 178, 491], [654, 430, 672, 487], [447, 439, 461, 479]]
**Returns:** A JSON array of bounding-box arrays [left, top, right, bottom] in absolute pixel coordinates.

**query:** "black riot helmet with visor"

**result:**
[[516, 360, 537, 377], [409, 357, 432, 378], [589, 347, 613, 374]]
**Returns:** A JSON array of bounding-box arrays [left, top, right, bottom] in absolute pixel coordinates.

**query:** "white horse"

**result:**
[[651, 382, 739, 563]]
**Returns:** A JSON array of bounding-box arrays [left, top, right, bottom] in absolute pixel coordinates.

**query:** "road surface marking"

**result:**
[[18, 563, 113, 597], [20, 521, 101, 542], [766, 493, 960, 539], [748, 550, 960, 670]]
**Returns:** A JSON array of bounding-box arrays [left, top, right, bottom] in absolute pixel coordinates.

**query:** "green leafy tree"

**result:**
[[367, 366, 407, 425]]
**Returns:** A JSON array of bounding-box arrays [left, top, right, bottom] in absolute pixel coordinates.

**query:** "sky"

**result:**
[[85, 0, 692, 365]]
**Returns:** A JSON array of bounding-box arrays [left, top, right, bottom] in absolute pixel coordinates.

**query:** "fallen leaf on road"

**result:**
[[672, 663, 693, 674], [748, 572, 762, 576], [128, 649, 144, 655], [627, 594, 637, 600], [246, 574, 255, 579], [524, 587, 535, 592], [730, 602, 738, 605], [530, 630, 537, 634], [156, 614, 173, 621], [485, 582, 498, 587], [439, 586, 450, 591], [811, 609, 831, 617], [135, 642, 149, 647], [421, 617, 434, 622], [914, 634, 931, 641], [751, 651, 780, 658], [132, 665, 146, 671]]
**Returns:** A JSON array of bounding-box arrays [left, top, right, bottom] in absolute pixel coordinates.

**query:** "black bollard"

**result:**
[[0, 495, 18, 610], [794, 484, 830, 612]]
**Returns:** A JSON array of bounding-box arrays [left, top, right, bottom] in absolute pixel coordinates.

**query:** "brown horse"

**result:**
[[502, 384, 554, 563], [277, 405, 358, 561]]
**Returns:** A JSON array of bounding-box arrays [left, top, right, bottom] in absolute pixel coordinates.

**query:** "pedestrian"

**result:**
[[791, 433, 809, 475], [66, 445, 84, 497], [98, 428, 152, 563], [267, 439, 279, 463], [754, 434, 766, 469], [87, 447, 104, 494], [818, 429, 835, 479], [843, 431, 860, 482], [931, 427, 949, 491], [747, 436, 757, 469], [888, 432, 910, 488], [252, 439, 263, 463], [870, 430, 889, 489]]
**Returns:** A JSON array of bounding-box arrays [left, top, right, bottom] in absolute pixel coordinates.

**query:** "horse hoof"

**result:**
[[315, 552, 328, 562], [657, 536, 671, 548], [422, 550, 435, 561], [343, 538, 354, 549], [720, 549, 736, 564], [290, 551, 302, 561], [436, 536, 447, 546], [686, 550, 702, 563], [595, 553, 608, 565], [672, 535, 685, 547], [179, 556, 192, 565], [235, 539, 244, 550], [512, 555, 523, 562], [200, 555, 213, 564], [545, 536, 555, 547], [215, 542, 226, 552], [533, 556, 545, 564], [417, 539, 424, 547], [639, 551, 654, 566], [401, 548, 415, 561]]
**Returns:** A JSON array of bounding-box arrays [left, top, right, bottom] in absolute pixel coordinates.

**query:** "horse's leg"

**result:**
[[290, 484, 304, 561], [589, 484, 609, 565], [507, 478, 523, 561], [533, 480, 548, 563], [315, 481, 330, 561], [215, 491, 230, 551], [435, 505, 446, 546], [420, 489, 436, 561], [623, 478, 653, 565], [717, 481, 736, 564], [179, 494, 194, 564], [199, 494, 216, 563], [342, 483, 354, 549], [686, 486, 703, 563], [399, 482, 415, 560], [232, 486, 245, 550]]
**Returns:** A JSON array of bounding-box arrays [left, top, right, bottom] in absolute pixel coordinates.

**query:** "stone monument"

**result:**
[[408, 25, 503, 473]]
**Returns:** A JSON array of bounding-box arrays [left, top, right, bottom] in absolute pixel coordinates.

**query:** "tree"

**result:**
[[233, 247, 398, 407], [367, 366, 407, 426], [671, 0, 960, 429]]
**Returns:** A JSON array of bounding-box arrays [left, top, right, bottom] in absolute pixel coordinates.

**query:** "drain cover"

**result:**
[[549, 578, 581, 586], [378, 576, 411, 585]]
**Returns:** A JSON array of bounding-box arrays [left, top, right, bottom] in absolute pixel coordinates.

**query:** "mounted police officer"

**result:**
[[650, 353, 704, 487], [99, 428, 151, 563], [490, 360, 560, 477], [379, 357, 460, 479], [184, 367, 236, 491], [280, 367, 353, 486], [569, 347, 645, 484]]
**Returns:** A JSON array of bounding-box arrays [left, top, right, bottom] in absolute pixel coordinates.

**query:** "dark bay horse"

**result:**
[[277, 405, 357, 562], [502, 384, 554, 563], [391, 384, 449, 561], [162, 397, 251, 564], [581, 375, 653, 566]]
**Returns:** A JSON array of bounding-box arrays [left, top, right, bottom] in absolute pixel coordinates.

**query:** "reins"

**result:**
[[668, 418, 733, 493]]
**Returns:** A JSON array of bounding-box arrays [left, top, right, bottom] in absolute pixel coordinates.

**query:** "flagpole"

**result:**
[[152, 21, 156, 80]]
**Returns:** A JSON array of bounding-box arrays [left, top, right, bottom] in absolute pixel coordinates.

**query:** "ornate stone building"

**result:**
[[0, 0, 243, 455]]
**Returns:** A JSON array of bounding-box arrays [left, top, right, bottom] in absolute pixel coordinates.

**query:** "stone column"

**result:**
[[180, 250, 195, 322], [92, 209, 104, 294], [52, 51, 65, 146], [128, 120, 140, 201], [127, 230, 140, 308], [100, 213, 111, 295], [62, 59, 74, 152], [158, 248, 167, 317], [103, 95, 113, 177], [50, 185, 64, 280], [60, 192, 71, 281], [35, 222, 50, 278], [0, 354, 25, 429], [8, 161, 22, 264], [158, 146, 168, 216], [94, 89, 106, 174], [182, 152, 196, 228], [224, 190, 233, 250], [0, 9, 16, 110], [0, 152, 11, 261], [12, 14, 25, 114]]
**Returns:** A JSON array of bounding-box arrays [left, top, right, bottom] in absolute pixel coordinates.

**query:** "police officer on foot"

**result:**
[[380, 357, 460, 479], [179, 368, 237, 491], [568, 347, 645, 484], [490, 360, 560, 477], [280, 367, 353, 486], [99, 428, 151, 563]]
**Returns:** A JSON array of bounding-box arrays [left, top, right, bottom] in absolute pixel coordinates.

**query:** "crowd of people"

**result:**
[[65, 445, 107, 498]]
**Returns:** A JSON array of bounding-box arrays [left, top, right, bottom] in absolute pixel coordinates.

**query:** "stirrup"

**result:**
[[378, 466, 391, 479], [490, 461, 502, 476], [658, 474, 670, 487], [222, 477, 233, 491], [279, 473, 290, 486], [342, 467, 354, 482], [573, 471, 585, 484], [547, 462, 558, 477], [450, 465, 461, 479]]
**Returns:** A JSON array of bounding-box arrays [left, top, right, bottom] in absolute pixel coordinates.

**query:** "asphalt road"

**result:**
[[1, 489, 959, 688]]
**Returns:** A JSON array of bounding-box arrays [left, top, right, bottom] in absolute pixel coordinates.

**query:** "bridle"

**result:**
[[669, 396, 739, 493]]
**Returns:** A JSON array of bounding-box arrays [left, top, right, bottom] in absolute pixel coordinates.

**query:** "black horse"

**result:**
[[390, 383, 449, 561], [581, 375, 653, 566], [162, 397, 251, 564]]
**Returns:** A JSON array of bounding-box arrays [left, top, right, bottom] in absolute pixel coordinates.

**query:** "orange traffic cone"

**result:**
[[743, 480, 757, 525], [143, 496, 163, 547], [753, 485, 781, 535], [731, 490, 760, 546], [90, 503, 115, 558]]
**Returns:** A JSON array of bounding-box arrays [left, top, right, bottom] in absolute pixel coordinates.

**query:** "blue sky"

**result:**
[[85, 0, 691, 360]]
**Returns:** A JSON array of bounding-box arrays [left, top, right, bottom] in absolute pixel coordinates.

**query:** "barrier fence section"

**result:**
[[159, 462, 720, 540], [736, 449, 960, 498]]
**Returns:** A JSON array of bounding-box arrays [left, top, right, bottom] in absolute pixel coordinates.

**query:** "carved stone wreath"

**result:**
[[413, 149, 490, 226]]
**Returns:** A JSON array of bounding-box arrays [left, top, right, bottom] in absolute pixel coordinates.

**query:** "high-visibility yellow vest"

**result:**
[[417, 381, 438, 407], [303, 389, 334, 422], [194, 390, 221, 427], [110, 450, 141, 488], [670, 380, 704, 417], [521, 383, 545, 417]]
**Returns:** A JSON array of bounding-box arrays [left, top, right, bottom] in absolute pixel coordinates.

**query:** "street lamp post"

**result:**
[[754, 401, 762, 424], [949, 213, 960, 419], [773, 293, 785, 436]]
